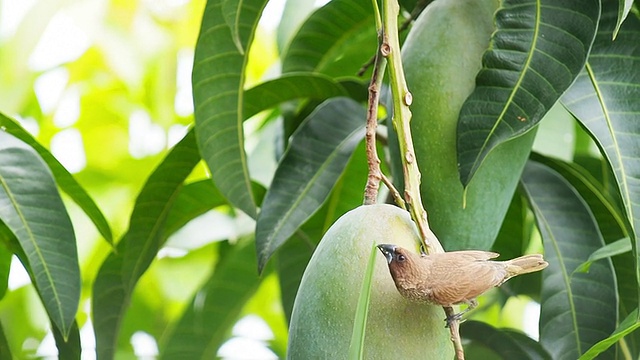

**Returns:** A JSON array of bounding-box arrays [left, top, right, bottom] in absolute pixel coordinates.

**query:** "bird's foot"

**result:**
[[444, 313, 466, 328]]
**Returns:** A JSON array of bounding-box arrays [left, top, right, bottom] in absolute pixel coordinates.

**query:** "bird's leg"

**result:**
[[444, 299, 478, 328]]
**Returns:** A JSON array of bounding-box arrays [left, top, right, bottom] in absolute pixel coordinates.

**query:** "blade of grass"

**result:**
[[348, 241, 377, 359]]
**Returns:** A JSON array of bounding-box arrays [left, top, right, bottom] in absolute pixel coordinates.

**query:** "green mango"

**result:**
[[287, 204, 453, 359], [400, 0, 536, 250]]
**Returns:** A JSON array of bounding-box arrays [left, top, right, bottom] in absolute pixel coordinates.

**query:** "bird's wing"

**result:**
[[428, 255, 504, 304], [445, 250, 500, 261]]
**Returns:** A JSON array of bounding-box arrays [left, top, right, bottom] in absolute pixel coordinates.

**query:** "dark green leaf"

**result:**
[[579, 309, 640, 360], [193, 0, 265, 217], [0, 131, 80, 338], [521, 161, 617, 360], [561, 0, 640, 315], [348, 242, 377, 359], [92, 130, 201, 359], [159, 240, 263, 359], [221, 0, 262, 54], [165, 179, 227, 237], [614, 0, 635, 38], [457, 0, 600, 185], [461, 321, 551, 360], [255, 98, 365, 271], [243, 73, 348, 119], [0, 322, 11, 359], [0, 234, 11, 300], [52, 321, 81, 360], [281, 0, 375, 76], [0, 113, 113, 245], [277, 142, 369, 322]]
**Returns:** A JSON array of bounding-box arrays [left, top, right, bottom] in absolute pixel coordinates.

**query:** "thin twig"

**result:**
[[363, 48, 386, 205], [379, 0, 464, 358]]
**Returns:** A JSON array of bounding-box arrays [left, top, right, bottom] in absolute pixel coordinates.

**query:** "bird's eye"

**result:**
[[397, 254, 406, 262]]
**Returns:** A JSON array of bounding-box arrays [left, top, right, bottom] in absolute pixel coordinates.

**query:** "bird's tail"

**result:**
[[504, 254, 548, 281]]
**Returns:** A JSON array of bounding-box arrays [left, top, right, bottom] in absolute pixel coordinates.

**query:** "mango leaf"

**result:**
[[159, 240, 263, 359], [243, 73, 348, 119], [164, 179, 227, 237], [575, 238, 631, 273], [276, 0, 316, 53], [461, 321, 551, 360], [0, 113, 113, 245], [52, 321, 81, 360], [561, 0, 640, 315], [221, 0, 261, 54], [613, 0, 635, 39], [193, 0, 265, 218], [0, 323, 11, 359], [92, 130, 201, 359], [281, 0, 375, 76], [521, 161, 617, 360], [255, 98, 365, 271], [348, 242, 377, 359], [457, 0, 600, 185], [0, 131, 80, 338], [277, 142, 368, 322], [579, 309, 640, 360]]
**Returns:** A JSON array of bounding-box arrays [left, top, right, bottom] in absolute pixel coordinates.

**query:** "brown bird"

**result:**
[[377, 244, 548, 325]]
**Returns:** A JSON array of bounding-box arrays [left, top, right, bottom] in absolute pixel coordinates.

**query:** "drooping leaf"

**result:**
[[281, 0, 375, 76], [348, 242, 377, 360], [243, 73, 348, 119], [0, 131, 80, 338], [613, 0, 635, 39], [561, 0, 640, 315], [255, 98, 365, 271], [52, 321, 81, 360], [521, 161, 617, 360], [0, 113, 113, 245], [579, 309, 640, 360], [457, 0, 600, 185], [193, 0, 265, 218], [159, 240, 263, 359], [277, 142, 369, 322], [461, 321, 551, 360], [92, 130, 201, 359]]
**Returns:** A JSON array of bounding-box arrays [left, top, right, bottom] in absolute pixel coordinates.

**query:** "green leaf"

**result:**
[[520, 161, 617, 360], [348, 241, 377, 360], [165, 179, 227, 237], [255, 98, 365, 271], [159, 240, 263, 359], [92, 130, 201, 359], [0, 113, 113, 245], [221, 0, 262, 54], [52, 321, 81, 360], [613, 0, 635, 39], [276, 0, 316, 53], [193, 0, 265, 218], [243, 73, 349, 119], [579, 309, 640, 360], [0, 235, 11, 300], [281, 0, 375, 76], [0, 322, 11, 359], [561, 0, 640, 315], [457, 0, 600, 185], [575, 238, 631, 273], [461, 321, 551, 360], [276, 142, 369, 322], [0, 131, 80, 338]]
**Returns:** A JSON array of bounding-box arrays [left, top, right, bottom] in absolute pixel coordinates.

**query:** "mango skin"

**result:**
[[287, 204, 452, 359], [400, 0, 536, 251]]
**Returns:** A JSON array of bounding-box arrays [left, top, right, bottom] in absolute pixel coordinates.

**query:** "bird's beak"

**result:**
[[377, 244, 396, 264]]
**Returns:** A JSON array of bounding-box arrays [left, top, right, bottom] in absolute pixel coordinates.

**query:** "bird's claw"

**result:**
[[444, 313, 466, 328]]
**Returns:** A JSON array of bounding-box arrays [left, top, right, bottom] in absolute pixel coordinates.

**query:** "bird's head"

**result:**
[[377, 244, 419, 273]]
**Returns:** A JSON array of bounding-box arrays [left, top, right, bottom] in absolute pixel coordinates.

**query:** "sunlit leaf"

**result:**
[[579, 309, 640, 360], [164, 179, 227, 237], [457, 0, 600, 185], [561, 0, 640, 315], [281, 0, 375, 76], [0, 322, 11, 359], [193, 0, 265, 218], [461, 321, 551, 359], [160, 240, 263, 359], [221, 0, 262, 54], [0, 131, 80, 338], [521, 161, 617, 359], [92, 130, 201, 359], [255, 98, 365, 271], [0, 113, 113, 245]]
